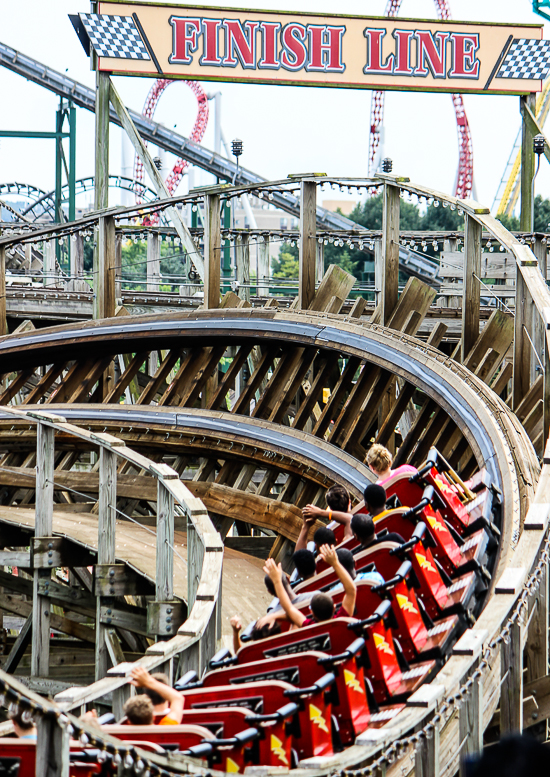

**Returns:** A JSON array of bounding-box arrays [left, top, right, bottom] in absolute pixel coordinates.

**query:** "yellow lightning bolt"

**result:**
[[270, 734, 289, 766], [415, 552, 437, 574], [396, 593, 418, 614], [309, 703, 329, 733], [225, 757, 240, 773], [373, 632, 394, 655], [427, 514, 446, 533], [344, 668, 362, 694]]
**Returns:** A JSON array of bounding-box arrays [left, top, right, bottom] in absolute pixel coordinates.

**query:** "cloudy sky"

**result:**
[[1, 0, 550, 212]]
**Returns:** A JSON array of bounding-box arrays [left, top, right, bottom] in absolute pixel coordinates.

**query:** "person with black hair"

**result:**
[[326, 547, 384, 590], [302, 485, 354, 541], [293, 549, 316, 580], [313, 526, 336, 550], [263, 544, 357, 627], [9, 710, 36, 739], [355, 484, 405, 546]]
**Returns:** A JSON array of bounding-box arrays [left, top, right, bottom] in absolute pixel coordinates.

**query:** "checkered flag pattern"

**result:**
[[497, 38, 550, 80], [79, 13, 150, 60]]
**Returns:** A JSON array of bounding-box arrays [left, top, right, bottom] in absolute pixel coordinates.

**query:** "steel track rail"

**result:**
[[0, 404, 374, 499]]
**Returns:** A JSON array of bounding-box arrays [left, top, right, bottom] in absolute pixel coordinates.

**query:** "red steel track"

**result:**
[[369, 0, 473, 199], [134, 79, 209, 216]]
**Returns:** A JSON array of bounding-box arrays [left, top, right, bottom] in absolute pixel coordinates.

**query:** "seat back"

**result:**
[[202, 650, 370, 745], [105, 721, 245, 773], [180, 681, 332, 760]]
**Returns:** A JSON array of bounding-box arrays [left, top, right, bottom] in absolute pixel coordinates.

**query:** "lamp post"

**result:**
[[231, 138, 243, 185], [532, 133, 546, 230]]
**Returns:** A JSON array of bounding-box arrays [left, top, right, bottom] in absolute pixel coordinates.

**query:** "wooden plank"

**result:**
[[136, 348, 181, 405], [520, 94, 537, 231], [500, 622, 523, 734], [96, 447, 117, 680], [23, 363, 65, 405], [206, 344, 253, 410], [105, 351, 148, 404], [514, 267, 534, 410], [97, 215, 116, 320], [224, 536, 275, 559], [1, 593, 95, 643], [299, 180, 317, 310], [459, 674, 483, 773], [32, 422, 54, 678], [3, 614, 32, 674], [462, 214, 482, 361], [309, 264, 355, 312], [381, 183, 400, 325], [0, 247, 6, 337], [204, 193, 221, 309], [36, 709, 70, 777]]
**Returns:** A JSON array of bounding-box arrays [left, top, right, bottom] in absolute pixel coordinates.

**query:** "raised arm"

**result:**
[[295, 512, 316, 552], [230, 615, 242, 654], [130, 666, 184, 724], [318, 544, 356, 616], [303, 504, 353, 540], [263, 559, 306, 627]]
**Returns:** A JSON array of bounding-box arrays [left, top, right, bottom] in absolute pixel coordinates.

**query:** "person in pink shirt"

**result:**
[[366, 444, 417, 486]]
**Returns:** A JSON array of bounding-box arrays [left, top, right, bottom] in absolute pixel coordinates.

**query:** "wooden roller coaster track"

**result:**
[[0, 173, 547, 777]]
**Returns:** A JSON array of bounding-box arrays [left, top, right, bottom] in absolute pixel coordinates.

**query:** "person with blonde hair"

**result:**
[[366, 444, 417, 485]]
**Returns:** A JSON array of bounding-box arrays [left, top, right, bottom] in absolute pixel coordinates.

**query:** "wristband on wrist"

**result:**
[[328, 509, 333, 521]]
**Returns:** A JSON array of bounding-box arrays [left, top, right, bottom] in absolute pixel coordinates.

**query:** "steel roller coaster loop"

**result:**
[[369, 0, 474, 199], [133, 79, 209, 223]]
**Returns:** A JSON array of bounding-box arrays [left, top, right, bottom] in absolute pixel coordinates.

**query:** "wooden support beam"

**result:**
[[70, 232, 84, 285], [95, 447, 117, 681], [526, 563, 549, 684], [0, 246, 6, 336], [461, 215, 482, 362], [520, 93, 537, 232], [187, 515, 205, 612], [204, 193, 221, 309], [94, 71, 110, 211], [146, 232, 160, 293], [36, 712, 70, 777], [514, 266, 535, 409], [500, 621, 523, 734], [299, 180, 317, 310], [156, 480, 175, 603], [108, 80, 204, 278], [381, 183, 400, 325], [3, 614, 32, 674], [96, 215, 116, 320], [32, 422, 54, 678], [459, 674, 483, 775], [415, 724, 439, 777]]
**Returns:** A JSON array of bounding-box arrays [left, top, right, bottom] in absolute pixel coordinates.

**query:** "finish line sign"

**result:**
[[73, 3, 548, 94]]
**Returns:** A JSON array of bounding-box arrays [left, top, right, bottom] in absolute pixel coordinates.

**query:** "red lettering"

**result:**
[[280, 23, 308, 71], [258, 22, 280, 69], [392, 29, 414, 75], [448, 33, 480, 78], [169, 17, 200, 65], [200, 19, 222, 66], [414, 31, 449, 77], [222, 20, 259, 68], [363, 28, 394, 74], [307, 25, 346, 73]]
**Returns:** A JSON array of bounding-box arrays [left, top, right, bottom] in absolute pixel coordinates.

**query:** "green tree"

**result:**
[[534, 194, 550, 232], [272, 248, 299, 279], [421, 203, 463, 231]]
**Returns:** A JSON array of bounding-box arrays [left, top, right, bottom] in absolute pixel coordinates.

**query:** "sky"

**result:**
[[1, 0, 550, 214]]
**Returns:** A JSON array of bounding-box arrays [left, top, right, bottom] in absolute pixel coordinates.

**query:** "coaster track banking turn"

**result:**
[[0, 174, 547, 776]]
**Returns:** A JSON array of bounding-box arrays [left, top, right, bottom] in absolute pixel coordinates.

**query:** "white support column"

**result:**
[[43, 240, 56, 289], [257, 236, 270, 297], [147, 232, 161, 293]]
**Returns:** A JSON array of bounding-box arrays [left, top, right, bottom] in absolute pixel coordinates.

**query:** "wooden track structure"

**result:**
[[0, 173, 548, 777]]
